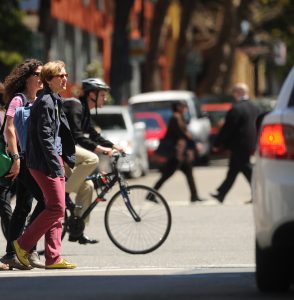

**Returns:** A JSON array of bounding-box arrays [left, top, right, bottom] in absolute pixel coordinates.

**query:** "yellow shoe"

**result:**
[[12, 240, 30, 268], [45, 259, 77, 269]]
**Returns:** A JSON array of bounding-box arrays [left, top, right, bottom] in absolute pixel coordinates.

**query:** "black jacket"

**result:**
[[62, 97, 113, 151], [26, 88, 75, 177], [214, 99, 260, 154]]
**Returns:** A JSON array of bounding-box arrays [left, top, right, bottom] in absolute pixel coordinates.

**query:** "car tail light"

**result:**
[[259, 124, 294, 159]]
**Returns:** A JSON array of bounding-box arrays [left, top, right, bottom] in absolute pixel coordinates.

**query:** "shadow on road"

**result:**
[[0, 271, 293, 300]]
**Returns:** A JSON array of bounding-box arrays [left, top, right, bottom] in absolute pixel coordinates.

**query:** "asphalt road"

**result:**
[[1, 160, 293, 299]]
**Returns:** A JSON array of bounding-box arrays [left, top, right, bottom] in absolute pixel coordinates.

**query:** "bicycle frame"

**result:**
[[63, 152, 172, 255], [75, 153, 141, 223]]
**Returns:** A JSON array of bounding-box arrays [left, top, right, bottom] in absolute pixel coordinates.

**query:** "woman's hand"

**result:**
[[6, 159, 20, 180]]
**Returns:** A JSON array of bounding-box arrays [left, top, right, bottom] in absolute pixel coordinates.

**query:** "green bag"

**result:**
[[0, 116, 12, 177]]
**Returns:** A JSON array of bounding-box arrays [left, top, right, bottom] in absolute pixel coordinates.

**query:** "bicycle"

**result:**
[[62, 152, 172, 254]]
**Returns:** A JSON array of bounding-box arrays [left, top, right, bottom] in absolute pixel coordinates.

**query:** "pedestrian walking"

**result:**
[[0, 83, 10, 271], [12, 60, 77, 269], [0, 59, 45, 270], [150, 101, 204, 203], [0, 82, 12, 241], [210, 82, 260, 204]]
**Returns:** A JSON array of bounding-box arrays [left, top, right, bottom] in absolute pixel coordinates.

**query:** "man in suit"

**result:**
[[210, 82, 260, 204]]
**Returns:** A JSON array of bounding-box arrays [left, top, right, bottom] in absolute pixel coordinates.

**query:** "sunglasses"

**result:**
[[32, 71, 41, 77], [54, 73, 69, 79]]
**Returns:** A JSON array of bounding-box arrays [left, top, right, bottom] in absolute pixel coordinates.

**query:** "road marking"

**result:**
[[0, 264, 255, 277]]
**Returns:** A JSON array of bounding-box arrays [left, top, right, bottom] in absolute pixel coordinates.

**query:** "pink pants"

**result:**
[[18, 169, 65, 265]]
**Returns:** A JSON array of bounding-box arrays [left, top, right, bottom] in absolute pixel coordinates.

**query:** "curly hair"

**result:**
[[0, 82, 4, 108], [3, 58, 43, 104]]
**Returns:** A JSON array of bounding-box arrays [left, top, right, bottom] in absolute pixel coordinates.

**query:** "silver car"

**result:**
[[252, 66, 294, 292], [90, 105, 149, 178]]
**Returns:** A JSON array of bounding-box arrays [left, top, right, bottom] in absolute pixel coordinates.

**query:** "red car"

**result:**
[[201, 102, 232, 137], [201, 103, 232, 157], [134, 112, 167, 165]]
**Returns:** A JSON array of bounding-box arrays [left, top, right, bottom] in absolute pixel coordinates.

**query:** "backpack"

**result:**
[[13, 93, 31, 153]]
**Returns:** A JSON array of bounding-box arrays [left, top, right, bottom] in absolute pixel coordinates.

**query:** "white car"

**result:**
[[252, 66, 294, 292], [90, 105, 149, 178], [128, 91, 211, 163]]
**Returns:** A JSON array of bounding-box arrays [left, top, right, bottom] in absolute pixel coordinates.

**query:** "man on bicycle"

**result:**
[[63, 78, 123, 244]]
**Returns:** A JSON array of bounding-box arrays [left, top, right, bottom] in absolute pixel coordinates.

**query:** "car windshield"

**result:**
[[131, 101, 191, 124], [92, 113, 126, 130], [135, 117, 160, 130]]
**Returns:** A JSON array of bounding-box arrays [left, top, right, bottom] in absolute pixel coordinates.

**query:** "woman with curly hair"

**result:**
[[0, 82, 9, 271], [0, 58, 46, 270]]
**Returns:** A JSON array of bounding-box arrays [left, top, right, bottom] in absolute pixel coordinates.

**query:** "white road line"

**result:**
[[0, 264, 255, 277]]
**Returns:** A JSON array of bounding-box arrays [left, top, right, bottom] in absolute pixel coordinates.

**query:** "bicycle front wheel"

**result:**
[[104, 185, 172, 254]]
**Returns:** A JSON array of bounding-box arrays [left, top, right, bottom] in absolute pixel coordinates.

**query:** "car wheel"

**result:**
[[255, 241, 291, 292]]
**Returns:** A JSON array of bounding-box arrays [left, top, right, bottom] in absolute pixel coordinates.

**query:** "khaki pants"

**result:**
[[65, 145, 99, 223]]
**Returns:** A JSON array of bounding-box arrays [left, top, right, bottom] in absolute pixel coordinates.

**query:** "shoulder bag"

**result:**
[[0, 114, 12, 177]]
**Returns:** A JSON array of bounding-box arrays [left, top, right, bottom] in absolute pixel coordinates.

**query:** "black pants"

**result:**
[[6, 158, 45, 255], [153, 157, 198, 201], [0, 178, 14, 239], [217, 151, 252, 199]]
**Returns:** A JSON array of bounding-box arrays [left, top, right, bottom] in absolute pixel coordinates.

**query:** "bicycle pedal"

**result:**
[[75, 205, 83, 209]]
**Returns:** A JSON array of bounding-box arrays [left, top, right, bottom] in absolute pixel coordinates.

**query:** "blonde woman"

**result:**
[[13, 60, 76, 269]]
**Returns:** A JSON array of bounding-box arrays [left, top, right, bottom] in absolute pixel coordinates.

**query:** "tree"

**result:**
[[0, 1, 33, 80], [38, 0, 53, 62], [110, 0, 135, 104], [249, 0, 294, 84], [143, 0, 172, 92], [172, 0, 198, 89], [196, 0, 255, 95]]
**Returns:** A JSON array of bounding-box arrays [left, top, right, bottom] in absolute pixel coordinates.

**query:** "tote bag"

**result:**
[[0, 115, 12, 177]]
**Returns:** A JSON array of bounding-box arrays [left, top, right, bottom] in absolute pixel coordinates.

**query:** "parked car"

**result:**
[[90, 105, 149, 178], [128, 91, 211, 163], [252, 66, 294, 292], [133, 112, 167, 166]]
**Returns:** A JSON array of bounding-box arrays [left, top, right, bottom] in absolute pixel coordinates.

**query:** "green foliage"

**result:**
[[0, 51, 23, 66], [0, 2, 33, 79], [255, 0, 294, 81], [84, 59, 104, 78]]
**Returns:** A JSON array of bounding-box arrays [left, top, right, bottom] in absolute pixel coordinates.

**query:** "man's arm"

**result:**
[[213, 107, 239, 151], [63, 100, 99, 152]]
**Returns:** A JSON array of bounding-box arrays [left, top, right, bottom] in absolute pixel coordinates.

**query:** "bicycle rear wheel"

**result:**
[[104, 184, 172, 254]]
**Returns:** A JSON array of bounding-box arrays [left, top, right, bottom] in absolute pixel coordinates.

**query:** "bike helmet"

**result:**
[[82, 78, 110, 93]]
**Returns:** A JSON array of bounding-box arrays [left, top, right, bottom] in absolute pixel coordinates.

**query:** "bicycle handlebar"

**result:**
[[112, 151, 126, 160]]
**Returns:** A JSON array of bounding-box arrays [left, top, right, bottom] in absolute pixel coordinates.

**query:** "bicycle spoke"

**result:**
[[105, 185, 171, 254]]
